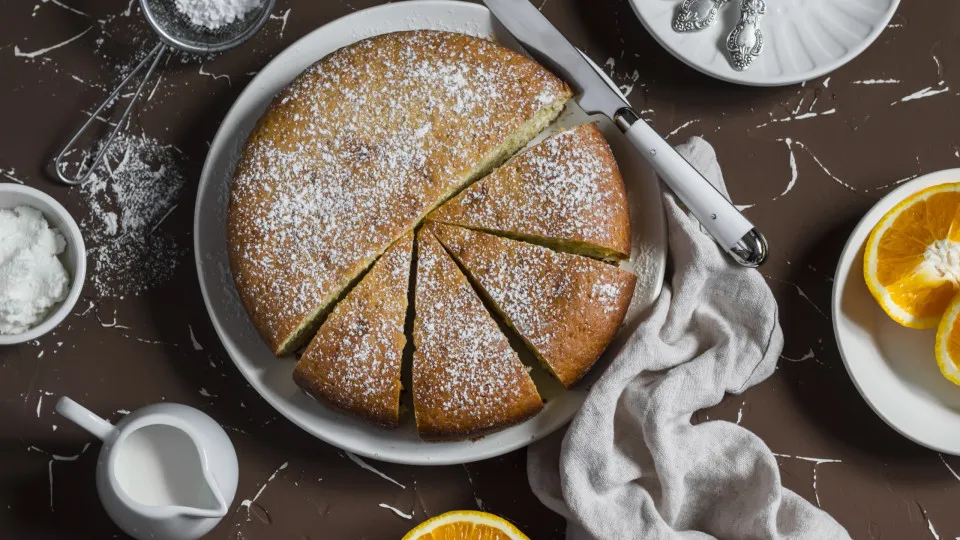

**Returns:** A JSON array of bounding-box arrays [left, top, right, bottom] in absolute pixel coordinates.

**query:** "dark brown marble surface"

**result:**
[[1, 0, 959, 538]]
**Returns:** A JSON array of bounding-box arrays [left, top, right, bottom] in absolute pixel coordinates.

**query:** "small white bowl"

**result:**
[[0, 184, 86, 345], [833, 169, 960, 454]]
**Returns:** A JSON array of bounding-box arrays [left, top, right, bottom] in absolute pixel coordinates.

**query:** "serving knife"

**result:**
[[482, 0, 768, 267]]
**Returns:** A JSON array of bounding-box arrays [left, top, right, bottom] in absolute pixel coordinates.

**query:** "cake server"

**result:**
[[482, 0, 768, 267]]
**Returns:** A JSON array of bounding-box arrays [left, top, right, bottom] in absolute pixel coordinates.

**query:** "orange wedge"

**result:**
[[401, 511, 529, 540], [864, 183, 960, 328], [936, 293, 960, 386]]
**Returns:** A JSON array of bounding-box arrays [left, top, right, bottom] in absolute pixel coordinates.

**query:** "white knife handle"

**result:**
[[616, 109, 768, 267]]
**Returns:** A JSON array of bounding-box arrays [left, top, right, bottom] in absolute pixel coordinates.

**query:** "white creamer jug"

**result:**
[[55, 397, 238, 540]]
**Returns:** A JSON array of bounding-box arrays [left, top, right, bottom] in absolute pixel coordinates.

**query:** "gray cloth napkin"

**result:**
[[527, 137, 850, 540]]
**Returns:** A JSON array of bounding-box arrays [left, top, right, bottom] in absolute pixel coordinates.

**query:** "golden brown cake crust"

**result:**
[[412, 229, 543, 441], [292, 231, 413, 428], [227, 30, 571, 355], [429, 123, 631, 260], [429, 222, 636, 388]]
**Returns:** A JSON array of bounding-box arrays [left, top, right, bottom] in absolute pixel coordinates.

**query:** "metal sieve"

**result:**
[[54, 0, 275, 185]]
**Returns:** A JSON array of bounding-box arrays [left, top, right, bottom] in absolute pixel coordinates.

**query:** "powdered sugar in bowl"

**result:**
[[0, 184, 86, 345]]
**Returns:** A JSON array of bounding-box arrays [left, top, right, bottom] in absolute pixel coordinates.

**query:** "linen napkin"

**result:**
[[527, 137, 850, 540]]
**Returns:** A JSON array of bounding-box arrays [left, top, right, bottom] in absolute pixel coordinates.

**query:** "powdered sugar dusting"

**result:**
[[431, 124, 629, 256], [431, 224, 634, 386], [76, 133, 186, 297], [412, 231, 540, 437], [591, 282, 623, 314], [228, 30, 568, 350]]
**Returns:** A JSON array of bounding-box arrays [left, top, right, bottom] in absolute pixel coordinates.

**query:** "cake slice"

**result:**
[[428, 123, 631, 261], [293, 231, 413, 428], [429, 222, 636, 388], [412, 229, 543, 440]]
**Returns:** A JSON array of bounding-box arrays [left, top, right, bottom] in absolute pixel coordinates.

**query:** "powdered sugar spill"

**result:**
[[76, 133, 186, 297]]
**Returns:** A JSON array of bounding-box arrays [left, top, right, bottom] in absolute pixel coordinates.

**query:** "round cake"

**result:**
[[228, 30, 636, 441], [228, 30, 571, 356]]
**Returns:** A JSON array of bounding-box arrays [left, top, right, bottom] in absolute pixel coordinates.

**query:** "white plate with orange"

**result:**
[[834, 169, 960, 454]]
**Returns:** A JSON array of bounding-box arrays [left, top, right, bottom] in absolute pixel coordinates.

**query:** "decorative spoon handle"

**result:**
[[726, 0, 766, 71], [673, 0, 728, 32]]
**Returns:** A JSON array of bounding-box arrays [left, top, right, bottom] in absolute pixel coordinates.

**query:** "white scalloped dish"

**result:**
[[628, 0, 899, 86]]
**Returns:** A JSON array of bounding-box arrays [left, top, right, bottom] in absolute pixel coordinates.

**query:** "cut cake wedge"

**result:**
[[429, 222, 636, 388], [412, 229, 543, 440], [293, 231, 413, 428], [429, 123, 630, 261]]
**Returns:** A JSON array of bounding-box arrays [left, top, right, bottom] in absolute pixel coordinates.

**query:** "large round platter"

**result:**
[[194, 0, 667, 465]]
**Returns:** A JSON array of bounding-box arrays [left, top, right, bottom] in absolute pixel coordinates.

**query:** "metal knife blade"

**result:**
[[482, 0, 769, 267], [482, 0, 628, 119]]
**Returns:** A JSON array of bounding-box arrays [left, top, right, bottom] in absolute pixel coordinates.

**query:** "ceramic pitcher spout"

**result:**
[[176, 502, 227, 519], [176, 465, 229, 519], [177, 507, 227, 519]]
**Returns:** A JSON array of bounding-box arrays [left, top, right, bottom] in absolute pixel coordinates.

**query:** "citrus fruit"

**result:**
[[864, 183, 960, 328], [401, 510, 529, 540], [936, 293, 960, 385]]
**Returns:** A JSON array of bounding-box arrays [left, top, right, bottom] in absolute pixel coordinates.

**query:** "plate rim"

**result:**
[[831, 168, 960, 455], [193, 0, 666, 465], [626, 0, 901, 86]]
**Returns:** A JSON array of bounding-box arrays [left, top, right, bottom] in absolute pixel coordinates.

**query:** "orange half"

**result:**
[[402, 511, 529, 540], [864, 183, 960, 328]]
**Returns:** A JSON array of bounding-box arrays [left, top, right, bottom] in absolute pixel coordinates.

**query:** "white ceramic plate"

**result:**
[[628, 0, 899, 86], [194, 0, 667, 465], [833, 169, 960, 455]]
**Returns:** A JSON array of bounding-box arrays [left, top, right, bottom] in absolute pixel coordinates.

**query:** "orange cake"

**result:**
[[429, 123, 630, 261], [292, 232, 413, 428], [412, 229, 543, 440], [429, 222, 636, 387], [228, 30, 571, 355]]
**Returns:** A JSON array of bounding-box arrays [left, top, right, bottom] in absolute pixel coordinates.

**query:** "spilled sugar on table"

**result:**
[[1, 0, 959, 538]]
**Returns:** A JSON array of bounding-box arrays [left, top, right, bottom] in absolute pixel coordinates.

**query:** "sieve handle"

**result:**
[[53, 42, 167, 185]]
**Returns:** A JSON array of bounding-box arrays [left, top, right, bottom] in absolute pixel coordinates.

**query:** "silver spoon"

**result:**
[[673, 0, 728, 32], [53, 0, 275, 185], [726, 0, 765, 71]]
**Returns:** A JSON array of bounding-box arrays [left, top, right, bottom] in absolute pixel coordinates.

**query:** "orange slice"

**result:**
[[401, 511, 529, 540], [864, 183, 960, 328], [936, 293, 960, 385]]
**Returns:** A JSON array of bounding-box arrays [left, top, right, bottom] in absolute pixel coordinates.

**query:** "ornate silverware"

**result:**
[[726, 0, 765, 71], [673, 0, 728, 32]]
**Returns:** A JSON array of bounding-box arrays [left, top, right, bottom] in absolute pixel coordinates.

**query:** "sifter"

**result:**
[[53, 0, 275, 185]]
